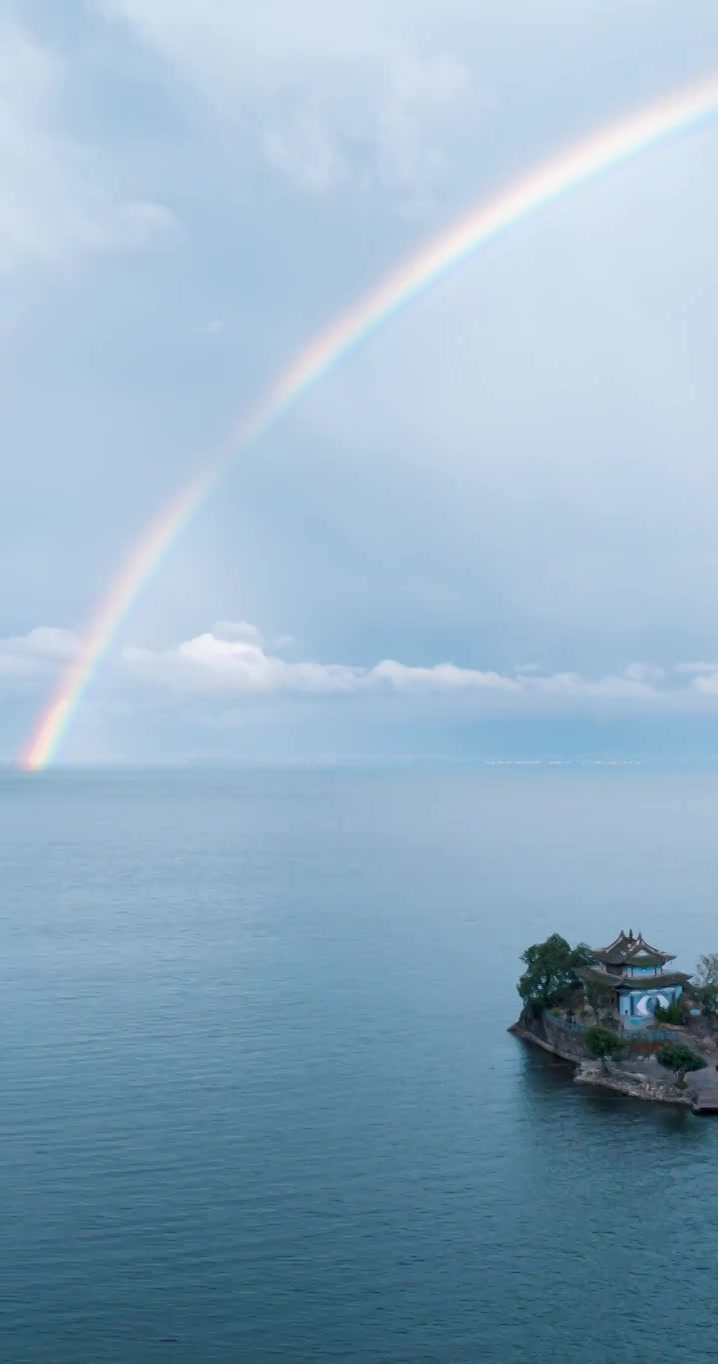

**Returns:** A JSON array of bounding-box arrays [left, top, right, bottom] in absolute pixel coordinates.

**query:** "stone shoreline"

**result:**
[[573, 1060, 691, 1105], [509, 1019, 692, 1106]]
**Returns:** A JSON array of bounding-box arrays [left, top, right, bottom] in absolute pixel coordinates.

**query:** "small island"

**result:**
[[509, 929, 718, 1111]]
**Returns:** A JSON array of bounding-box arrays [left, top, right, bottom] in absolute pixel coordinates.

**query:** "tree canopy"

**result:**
[[653, 998, 685, 1026], [693, 953, 718, 1016], [583, 970, 616, 1017], [518, 933, 594, 1013], [584, 1025, 624, 1059], [696, 952, 718, 987], [656, 1041, 707, 1086]]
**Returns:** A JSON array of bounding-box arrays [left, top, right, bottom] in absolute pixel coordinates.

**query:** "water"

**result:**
[[2, 768, 718, 1363]]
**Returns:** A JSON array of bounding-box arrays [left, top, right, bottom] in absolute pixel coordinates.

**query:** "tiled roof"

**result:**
[[592, 929, 674, 967], [578, 965, 690, 991]]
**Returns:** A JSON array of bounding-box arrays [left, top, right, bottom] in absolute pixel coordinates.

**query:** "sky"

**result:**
[[3, 0, 718, 765]]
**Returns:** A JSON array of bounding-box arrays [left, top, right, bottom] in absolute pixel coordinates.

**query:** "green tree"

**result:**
[[656, 1041, 707, 1088], [583, 971, 616, 1018], [696, 952, 718, 987], [693, 985, 718, 1017], [653, 999, 685, 1026], [693, 953, 718, 1016], [584, 1025, 624, 1060], [518, 934, 594, 1014]]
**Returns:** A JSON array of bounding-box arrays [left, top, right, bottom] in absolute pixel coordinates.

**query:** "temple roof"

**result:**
[[578, 965, 691, 992], [591, 929, 675, 968]]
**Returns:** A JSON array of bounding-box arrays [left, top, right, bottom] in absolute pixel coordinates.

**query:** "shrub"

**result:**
[[693, 954, 718, 1017], [585, 1025, 624, 1060], [653, 999, 684, 1026], [656, 1041, 707, 1087], [584, 972, 616, 1016], [693, 983, 718, 1018]]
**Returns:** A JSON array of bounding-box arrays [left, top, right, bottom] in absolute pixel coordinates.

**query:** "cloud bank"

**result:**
[[11, 621, 718, 764], [11, 619, 718, 711], [115, 623, 718, 709]]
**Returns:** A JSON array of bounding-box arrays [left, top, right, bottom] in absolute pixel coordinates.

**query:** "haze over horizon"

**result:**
[[4, 0, 718, 764]]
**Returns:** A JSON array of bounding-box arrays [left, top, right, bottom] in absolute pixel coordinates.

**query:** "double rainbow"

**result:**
[[20, 74, 718, 769]]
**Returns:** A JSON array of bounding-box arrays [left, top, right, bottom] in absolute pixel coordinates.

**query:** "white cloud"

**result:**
[[368, 659, 519, 694], [123, 625, 520, 698], [624, 662, 666, 684], [114, 622, 718, 710], [672, 662, 718, 694], [0, 627, 78, 680], [674, 661, 718, 676], [6, 618, 718, 718], [97, 0, 474, 194], [212, 619, 263, 644], [124, 631, 362, 695], [0, 18, 177, 272]]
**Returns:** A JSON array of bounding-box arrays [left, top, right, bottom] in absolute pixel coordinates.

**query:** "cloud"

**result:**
[[674, 661, 718, 676], [96, 0, 474, 194], [672, 662, 718, 693], [5, 619, 717, 714], [111, 621, 718, 710], [123, 630, 362, 696], [122, 625, 522, 698], [0, 627, 78, 680], [624, 662, 666, 684], [10, 619, 718, 765], [212, 620, 264, 644], [367, 659, 519, 694], [0, 17, 177, 273], [5, 2, 718, 770]]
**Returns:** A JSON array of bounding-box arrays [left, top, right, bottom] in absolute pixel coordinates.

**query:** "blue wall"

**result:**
[[618, 984, 682, 1025]]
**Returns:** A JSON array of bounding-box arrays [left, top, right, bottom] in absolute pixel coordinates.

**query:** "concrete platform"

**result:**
[[690, 1088, 718, 1114]]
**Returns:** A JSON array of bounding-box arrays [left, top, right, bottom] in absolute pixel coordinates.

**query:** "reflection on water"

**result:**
[[517, 1037, 701, 1135]]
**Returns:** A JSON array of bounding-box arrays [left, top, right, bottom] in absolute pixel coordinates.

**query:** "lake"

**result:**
[[2, 768, 717, 1363]]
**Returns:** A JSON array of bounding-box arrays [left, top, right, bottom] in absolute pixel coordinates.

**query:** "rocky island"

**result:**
[[509, 929, 718, 1111]]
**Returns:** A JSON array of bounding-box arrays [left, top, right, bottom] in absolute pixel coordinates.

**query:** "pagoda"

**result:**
[[578, 929, 691, 1027]]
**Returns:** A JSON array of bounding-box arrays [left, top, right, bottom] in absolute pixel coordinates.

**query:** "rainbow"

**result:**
[[20, 74, 718, 769]]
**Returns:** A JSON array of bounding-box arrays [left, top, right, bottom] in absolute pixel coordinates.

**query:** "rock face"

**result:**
[[508, 1010, 586, 1064], [508, 1010, 694, 1106], [574, 1060, 691, 1106]]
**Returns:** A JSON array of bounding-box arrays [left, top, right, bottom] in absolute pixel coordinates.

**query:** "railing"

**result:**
[[622, 1027, 676, 1043], [544, 1012, 676, 1044], [546, 1014, 583, 1032], [548, 1014, 589, 1031]]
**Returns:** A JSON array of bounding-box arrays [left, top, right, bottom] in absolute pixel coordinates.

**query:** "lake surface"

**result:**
[[2, 767, 718, 1363]]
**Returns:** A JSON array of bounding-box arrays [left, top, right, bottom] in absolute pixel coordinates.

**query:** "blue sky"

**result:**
[[4, 0, 718, 764]]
